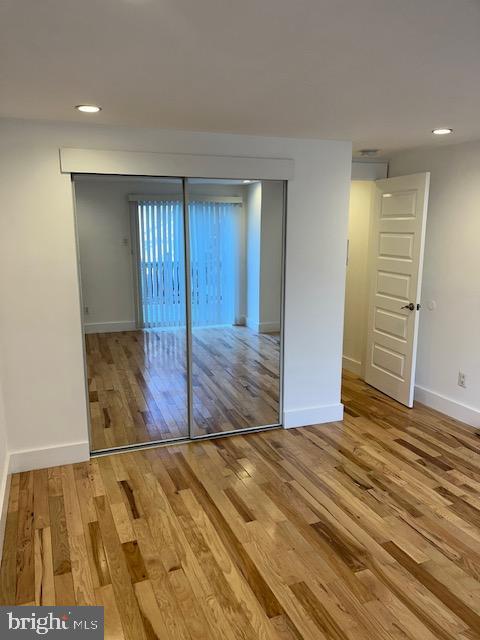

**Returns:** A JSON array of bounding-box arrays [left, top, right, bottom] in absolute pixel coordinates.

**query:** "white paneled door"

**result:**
[[365, 173, 430, 407]]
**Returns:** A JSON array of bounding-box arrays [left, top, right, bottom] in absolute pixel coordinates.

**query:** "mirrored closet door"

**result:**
[[187, 179, 285, 437], [73, 174, 285, 453], [74, 176, 189, 451]]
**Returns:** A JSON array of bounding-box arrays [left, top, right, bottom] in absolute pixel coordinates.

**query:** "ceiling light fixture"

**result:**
[[242, 180, 253, 184], [75, 104, 102, 113], [432, 128, 452, 135]]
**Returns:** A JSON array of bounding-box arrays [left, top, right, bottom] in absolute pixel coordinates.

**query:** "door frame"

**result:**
[[129, 200, 143, 330]]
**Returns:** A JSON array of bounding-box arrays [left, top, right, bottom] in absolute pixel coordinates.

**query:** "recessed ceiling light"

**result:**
[[242, 180, 253, 184], [75, 104, 102, 113], [432, 128, 452, 135]]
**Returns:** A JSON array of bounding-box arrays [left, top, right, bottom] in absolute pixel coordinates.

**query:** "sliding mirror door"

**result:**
[[74, 174, 286, 451], [74, 175, 189, 451], [187, 179, 285, 436]]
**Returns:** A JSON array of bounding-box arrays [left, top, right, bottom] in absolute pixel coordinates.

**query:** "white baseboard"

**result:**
[[342, 355, 362, 376], [259, 321, 281, 333], [9, 440, 90, 474], [414, 385, 480, 428], [246, 319, 280, 334], [283, 403, 344, 429], [84, 321, 136, 334], [0, 454, 11, 564]]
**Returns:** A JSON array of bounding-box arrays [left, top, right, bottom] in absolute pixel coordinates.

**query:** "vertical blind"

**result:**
[[138, 200, 186, 328], [137, 199, 241, 328]]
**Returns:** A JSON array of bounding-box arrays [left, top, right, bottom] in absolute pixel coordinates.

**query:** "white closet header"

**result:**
[[60, 148, 294, 180]]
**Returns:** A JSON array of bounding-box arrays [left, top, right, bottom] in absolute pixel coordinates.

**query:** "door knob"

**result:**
[[401, 303, 420, 311]]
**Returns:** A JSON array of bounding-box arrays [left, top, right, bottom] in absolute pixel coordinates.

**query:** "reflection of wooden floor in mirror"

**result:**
[[86, 326, 280, 450]]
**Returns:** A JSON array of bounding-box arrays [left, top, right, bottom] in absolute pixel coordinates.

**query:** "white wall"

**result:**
[[0, 125, 90, 473], [389, 141, 480, 426], [259, 181, 284, 332], [75, 178, 140, 332], [246, 180, 284, 333], [343, 181, 375, 375], [246, 182, 262, 329], [0, 118, 351, 469]]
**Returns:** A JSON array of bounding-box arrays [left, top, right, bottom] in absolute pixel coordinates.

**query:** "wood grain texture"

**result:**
[[1, 371, 480, 639], [86, 326, 280, 450]]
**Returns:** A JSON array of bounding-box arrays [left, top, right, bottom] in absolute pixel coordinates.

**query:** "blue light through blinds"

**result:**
[[137, 200, 241, 328], [138, 200, 186, 328]]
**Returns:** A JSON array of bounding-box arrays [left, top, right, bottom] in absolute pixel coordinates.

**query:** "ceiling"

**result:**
[[1, 0, 479, 156]]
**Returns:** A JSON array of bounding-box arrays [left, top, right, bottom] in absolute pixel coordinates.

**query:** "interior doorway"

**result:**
[[343, 169, 430, 408]]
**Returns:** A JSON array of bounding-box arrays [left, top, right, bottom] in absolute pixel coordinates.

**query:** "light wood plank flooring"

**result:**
[[2, 371, 480, 639], [86, 326, 280, 450]]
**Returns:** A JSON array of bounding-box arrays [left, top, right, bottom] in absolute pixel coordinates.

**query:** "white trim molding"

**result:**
[[414, 385, 480, 428], [9, 441, 90, 474], [84, 321, 137, 334], [246, 319, 281, 334], [283, 403, 344, 429], [342, 355, 363, 376], [60, 148, 294, 180], [351, 160, 388, 180]]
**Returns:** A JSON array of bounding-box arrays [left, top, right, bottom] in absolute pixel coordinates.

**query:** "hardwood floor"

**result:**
[[86, 326, 280, 450], [2, 371, 480, 639]]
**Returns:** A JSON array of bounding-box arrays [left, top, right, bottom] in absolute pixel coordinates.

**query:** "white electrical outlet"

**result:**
[[458, 371, 466, 388]]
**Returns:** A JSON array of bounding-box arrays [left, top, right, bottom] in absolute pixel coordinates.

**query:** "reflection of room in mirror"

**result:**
[[188, 179, 284, 437], [74, 175, 285, 451]]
